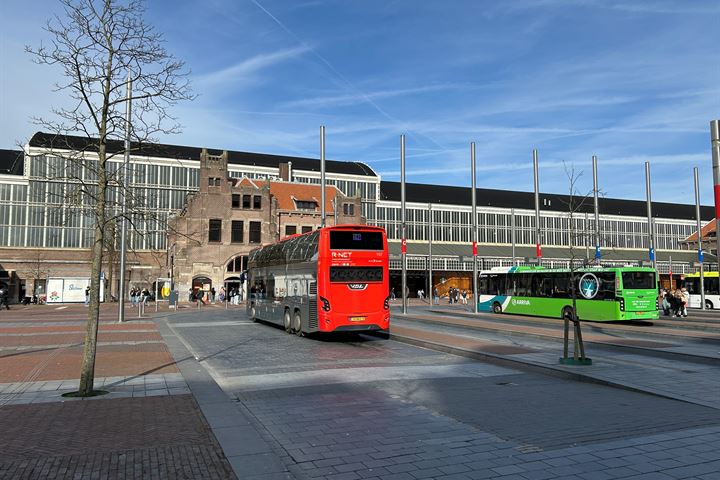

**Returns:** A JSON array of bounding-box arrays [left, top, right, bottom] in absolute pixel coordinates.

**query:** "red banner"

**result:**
[[401, 238, 406, 254], [536, 243, 542, 258], [472, 241, 477, 256], [715, 184, 720, 221]]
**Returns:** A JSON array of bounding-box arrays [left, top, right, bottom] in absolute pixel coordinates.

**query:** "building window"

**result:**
[[208, 177, 221, 186], [343, 203, 354, 215], [295, 200, 317, 211], [208, 219, 222, 242], [253, 195, 261, 209], [243, 194, 251, 209], [231, 220, 244, 243], [249, 221, 261, 243], [301, 226, 312, 234], [232, 194, 240, 208], [285, 225, 297, 236]]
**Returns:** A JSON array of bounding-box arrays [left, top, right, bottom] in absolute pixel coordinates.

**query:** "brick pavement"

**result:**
[[0, 303, 240, 479], [0, 395, 236, 479]]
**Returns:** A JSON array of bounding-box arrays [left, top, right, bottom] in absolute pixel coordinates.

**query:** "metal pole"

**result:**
[[645, 162, 655, 269], [118, 75, 132, 323], [428, 203, 433, 304], [585, 211, 590, 262], [511, 208, 516, 266], [400, 134, 407, 314], [592, 155, 601, 263], [669, 255, 673, 289], [533, 149, 542, 261], [320, 125, 326, 228], [711, 120, 720, 261], [695, 167, 706, 310], [471, 142, 478, 313]]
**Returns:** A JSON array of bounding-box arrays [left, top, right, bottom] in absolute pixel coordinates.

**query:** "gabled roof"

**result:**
[[269, 181, 339, 212], [380, 181, 714, 221], [28, 132, 377, 177], [0, 149, 24, 175], [683, 218, 716, 243]]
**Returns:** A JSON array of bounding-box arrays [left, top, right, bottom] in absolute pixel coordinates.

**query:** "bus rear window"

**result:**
[[330, 231, 384, 250], [330, 267, 383, 283], [621, 272, 656, 290]]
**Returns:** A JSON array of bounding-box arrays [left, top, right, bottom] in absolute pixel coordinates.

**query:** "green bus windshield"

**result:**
[[621, 271, 656, 290]]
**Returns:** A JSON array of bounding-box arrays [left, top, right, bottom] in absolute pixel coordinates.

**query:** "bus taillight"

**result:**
[[384, 296, 390, 310], [320, 296, 331, 312]]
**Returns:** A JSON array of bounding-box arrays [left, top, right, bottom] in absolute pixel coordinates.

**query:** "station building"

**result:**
[[0, 132, 715, 302]]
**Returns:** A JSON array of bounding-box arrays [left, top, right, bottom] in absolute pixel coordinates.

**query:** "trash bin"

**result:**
[[169, 290, 178, 309]]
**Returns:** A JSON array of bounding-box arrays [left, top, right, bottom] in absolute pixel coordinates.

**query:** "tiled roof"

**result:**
[[269, 181, 339, 212], [683, 218, 716, 243]]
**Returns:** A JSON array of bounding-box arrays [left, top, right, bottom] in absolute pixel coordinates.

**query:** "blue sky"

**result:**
[[1, 0, 718, 205]]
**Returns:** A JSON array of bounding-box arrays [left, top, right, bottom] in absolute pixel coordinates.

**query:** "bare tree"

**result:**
[[560, 163, 594, 364], [27, 0, 194, 396]]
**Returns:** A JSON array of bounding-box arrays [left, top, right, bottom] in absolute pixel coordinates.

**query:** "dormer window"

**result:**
[[295, 200, 318, 211]]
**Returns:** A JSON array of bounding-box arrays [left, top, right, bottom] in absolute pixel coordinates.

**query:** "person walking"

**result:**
[[681, 288, 690, 317], [0, 285, 10, 310], [141, 287, 150, 305], [433, 288, 439, 305], [210, 287, 216, 303], [84, 286, 90, 306]]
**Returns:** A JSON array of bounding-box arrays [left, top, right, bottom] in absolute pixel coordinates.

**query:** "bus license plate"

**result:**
[[349, 316, 366, 322]]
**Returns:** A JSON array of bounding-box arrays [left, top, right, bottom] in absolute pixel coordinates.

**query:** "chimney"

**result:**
[[279, 162, 290, 181]]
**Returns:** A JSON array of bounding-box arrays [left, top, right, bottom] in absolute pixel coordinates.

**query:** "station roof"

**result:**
[[0, 149, 24, 175], [27, 132, 377, 177], [380, 181, 714, 221]]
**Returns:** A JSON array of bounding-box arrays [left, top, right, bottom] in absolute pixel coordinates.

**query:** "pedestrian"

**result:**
[[461, 290, 468, 305], [670, 289, 682, 317], [660, 289, 671, 316], [219, 287, 226, 303], [210, 287, 216, 303], [681, 288, 690, 317], [0, 285, 9, 310], [390, 288, 396, 300], [141, 287, 150, 305], [433, 288, 439, 305], [85, 286, 90, 306]]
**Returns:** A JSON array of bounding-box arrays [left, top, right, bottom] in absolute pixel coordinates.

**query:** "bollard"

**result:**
[[155, 300, 158, 313], [138, 302, 142, 318], [225, 300, 228, 310], [197, 300, 200, 310]]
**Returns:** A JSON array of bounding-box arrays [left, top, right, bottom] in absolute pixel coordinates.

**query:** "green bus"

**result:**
[[478, 266, 659, 321]]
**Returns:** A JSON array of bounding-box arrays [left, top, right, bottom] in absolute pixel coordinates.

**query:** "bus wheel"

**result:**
[[562, 306, 574, 320], [293, 310, 304, 337], [706, 300, 714, 310], [283, 309, 292, 333], [492, 302, 502, 314]]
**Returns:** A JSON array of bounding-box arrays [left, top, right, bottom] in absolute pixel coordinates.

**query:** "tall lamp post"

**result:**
[[400, 134, 407, 314], [471, 143, 478, 313], [118, 75, 132, 323], [694, 167, 706, 310]]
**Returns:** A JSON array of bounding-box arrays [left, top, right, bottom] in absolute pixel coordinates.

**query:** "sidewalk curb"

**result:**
[[155, 316, 296, 480], [419, 308, 720, 365]]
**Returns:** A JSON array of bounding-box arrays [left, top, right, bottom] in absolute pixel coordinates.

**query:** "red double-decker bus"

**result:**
[[247, 225, 389, 335]]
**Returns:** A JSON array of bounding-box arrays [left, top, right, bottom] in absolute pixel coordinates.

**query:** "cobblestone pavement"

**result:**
[[0, 304, 237, 479], [166, 308, 720, 480]]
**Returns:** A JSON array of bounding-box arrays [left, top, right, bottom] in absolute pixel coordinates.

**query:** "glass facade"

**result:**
[[0, 150, 702, 264]]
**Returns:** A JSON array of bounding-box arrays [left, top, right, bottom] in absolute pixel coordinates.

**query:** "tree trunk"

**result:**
[[78, 146, 108, 396]]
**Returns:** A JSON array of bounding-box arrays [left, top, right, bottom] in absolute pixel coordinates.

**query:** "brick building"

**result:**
[[168, 149, 363, 298]]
